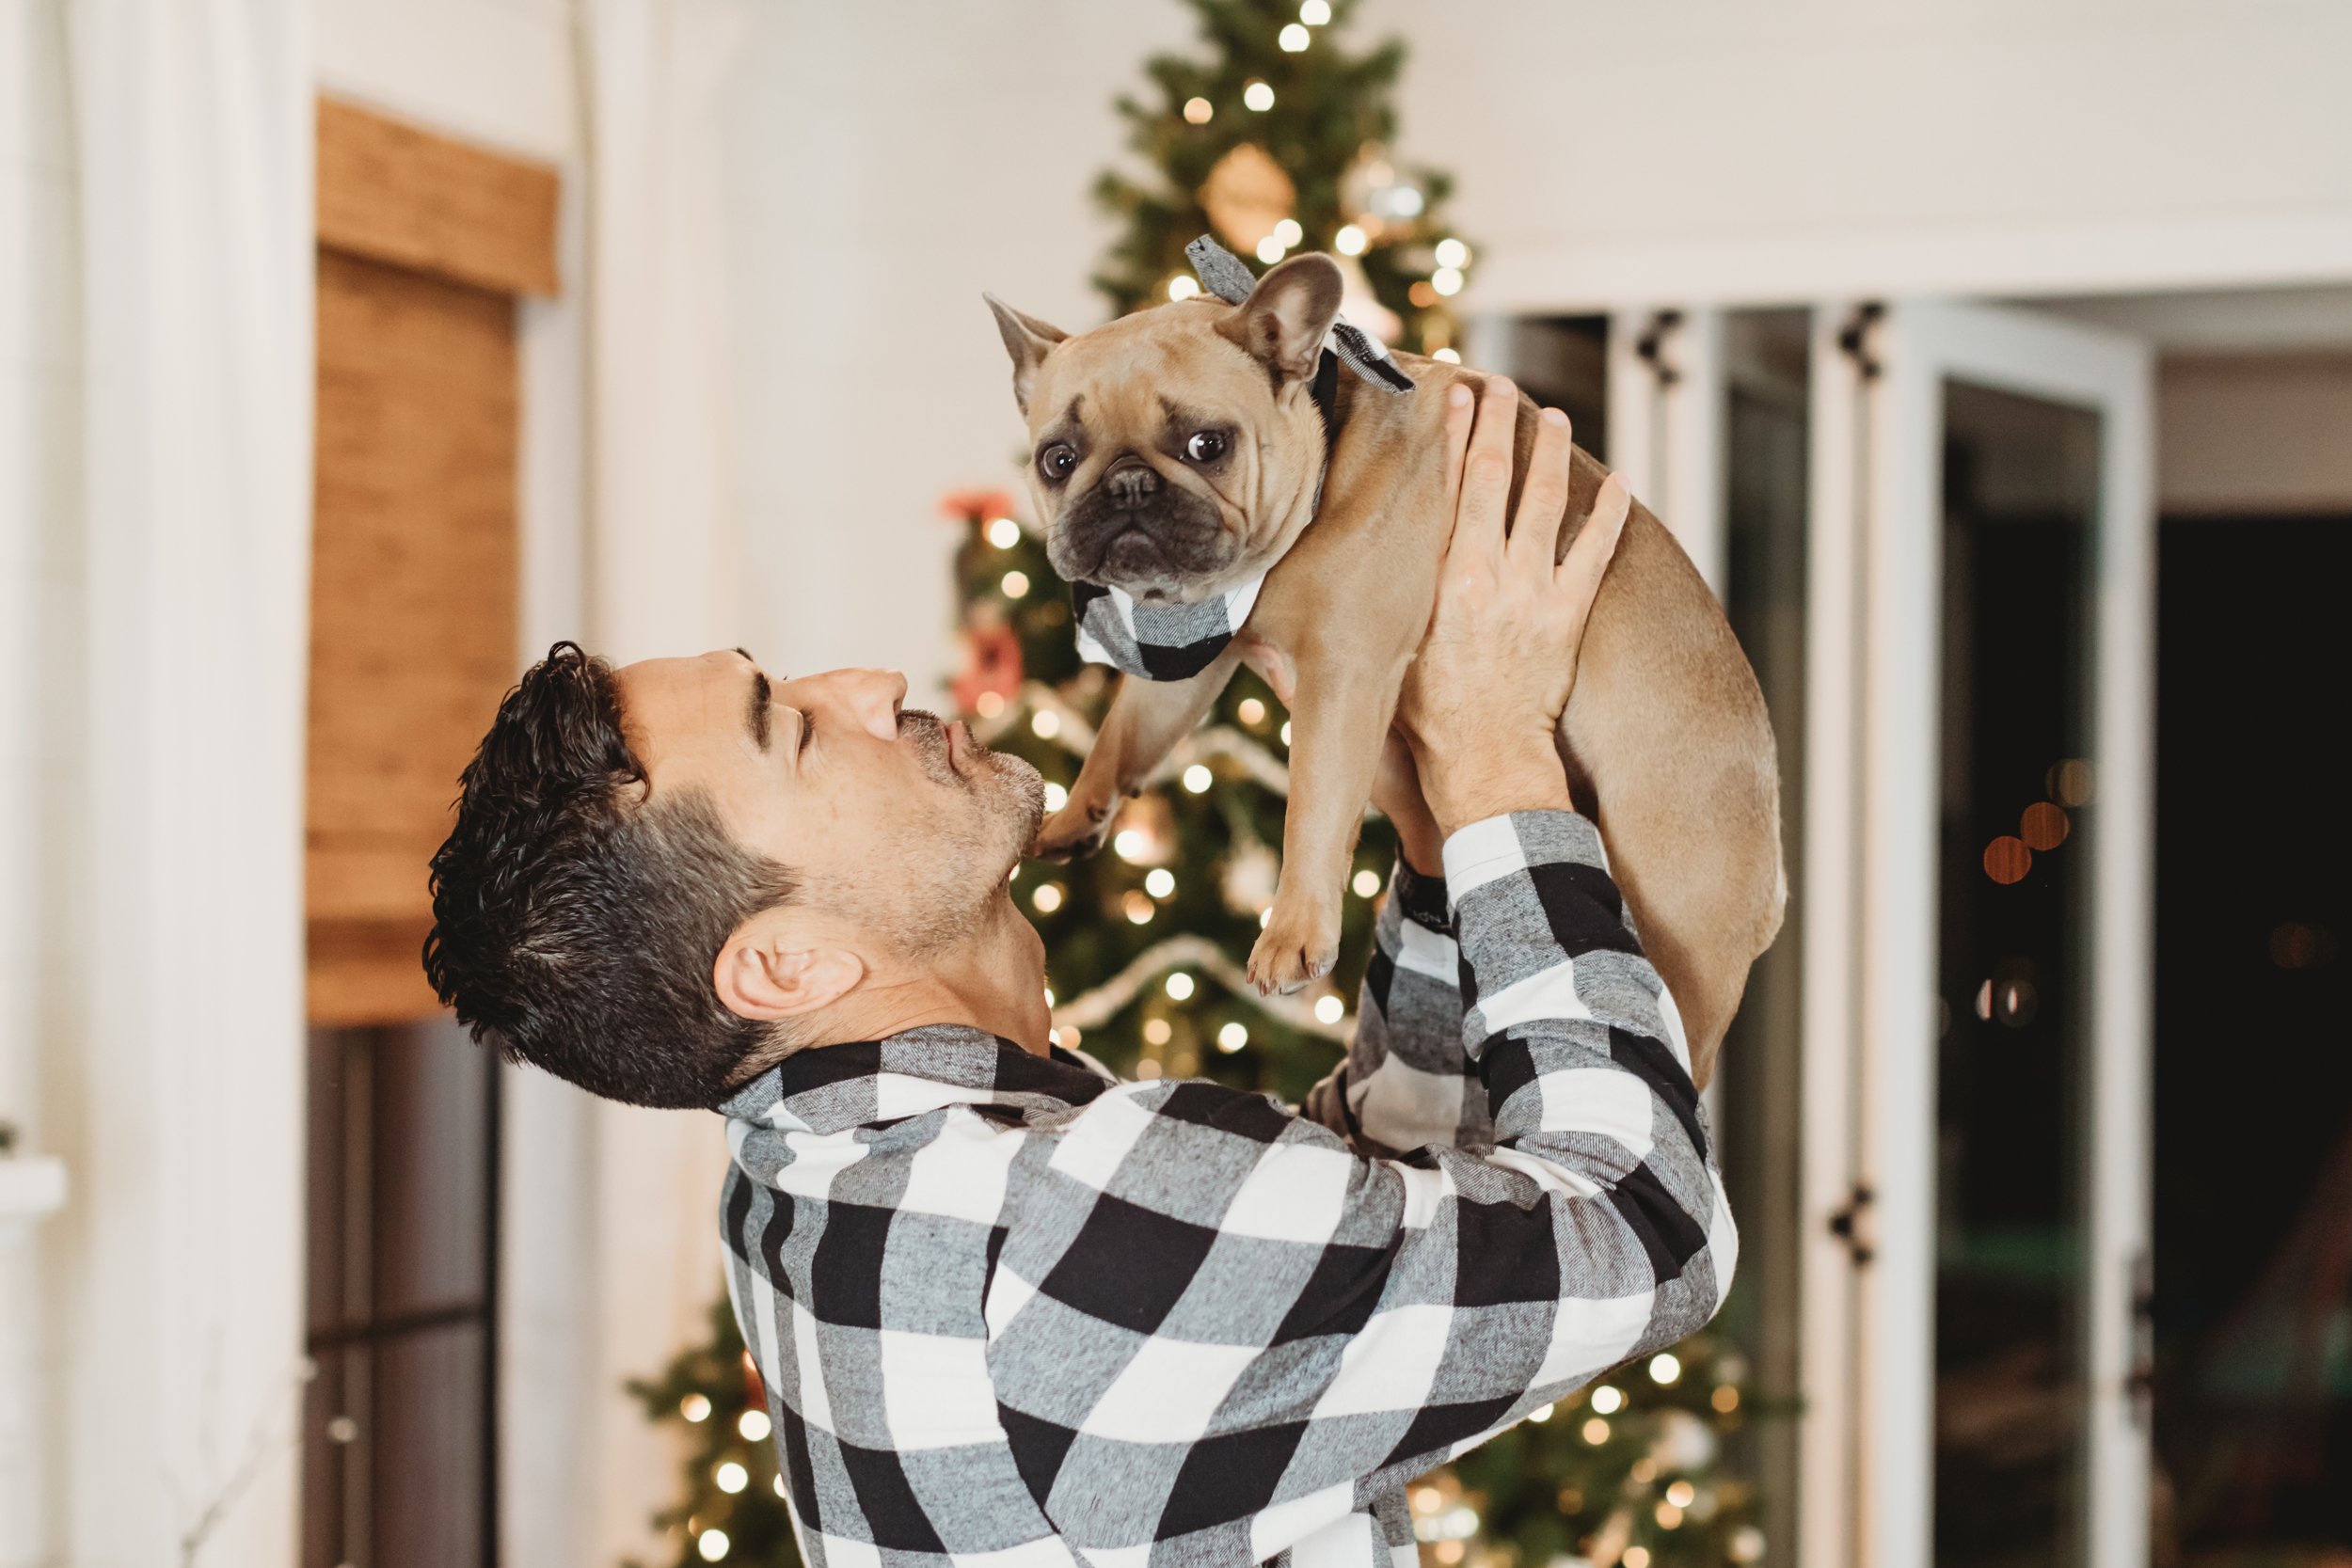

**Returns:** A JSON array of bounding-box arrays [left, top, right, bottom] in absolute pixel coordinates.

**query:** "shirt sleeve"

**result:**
[[1302, 855, 1486, 1156], [982, 810, 1737, 1560]]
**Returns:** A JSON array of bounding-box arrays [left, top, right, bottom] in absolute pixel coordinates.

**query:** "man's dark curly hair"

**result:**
[[423, 641, 797, 1107]]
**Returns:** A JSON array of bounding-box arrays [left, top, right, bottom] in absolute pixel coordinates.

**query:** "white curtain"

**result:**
[[54, 2, 312, 1562], [567, 2, 755, 1561]]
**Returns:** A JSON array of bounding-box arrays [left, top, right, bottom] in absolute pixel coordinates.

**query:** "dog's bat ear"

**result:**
[[984, 294, 1068, 415], [1218, 253, 1343, 385]]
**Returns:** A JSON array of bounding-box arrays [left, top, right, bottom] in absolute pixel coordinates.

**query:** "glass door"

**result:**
[[1806, 301, 2155, 1568]]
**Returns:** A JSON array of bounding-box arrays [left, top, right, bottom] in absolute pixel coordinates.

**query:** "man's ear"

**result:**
[[983, 293, 1068, 416], [713, 925, 865, 1026], [1217, 252, 1343, 385]]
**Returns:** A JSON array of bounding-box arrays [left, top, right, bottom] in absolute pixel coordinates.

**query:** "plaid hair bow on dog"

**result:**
[[1070, 236, 1416, 684]]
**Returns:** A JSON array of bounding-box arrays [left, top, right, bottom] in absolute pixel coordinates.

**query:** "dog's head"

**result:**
[[984, 254, 1343, 602]]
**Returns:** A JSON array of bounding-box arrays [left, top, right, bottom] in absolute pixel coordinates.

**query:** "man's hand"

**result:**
[[1396, 375, 1630, 839]]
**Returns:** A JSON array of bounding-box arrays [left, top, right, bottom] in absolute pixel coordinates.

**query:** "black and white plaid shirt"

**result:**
[[717, 811, 1736, 1568]]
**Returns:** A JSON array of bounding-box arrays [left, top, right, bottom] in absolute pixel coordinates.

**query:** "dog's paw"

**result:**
[[1247, 902, 1341, 997], [1031, 799, 1116, 863]]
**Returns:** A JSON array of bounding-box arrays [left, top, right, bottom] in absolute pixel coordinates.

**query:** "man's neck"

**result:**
[[805, 890, 1053, 1056]]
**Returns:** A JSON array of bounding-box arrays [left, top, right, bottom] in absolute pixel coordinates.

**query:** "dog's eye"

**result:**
[[1038, 444, 1078, 482], [1184, 431, 1228, 464]]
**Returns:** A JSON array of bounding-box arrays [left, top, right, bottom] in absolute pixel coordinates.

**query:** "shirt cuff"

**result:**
[[1440, 810, 1609, 903], [1388, 856, 1454, 935]]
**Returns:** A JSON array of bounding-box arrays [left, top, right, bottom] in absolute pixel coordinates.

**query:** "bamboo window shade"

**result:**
[[306, 99, 558, 1025]]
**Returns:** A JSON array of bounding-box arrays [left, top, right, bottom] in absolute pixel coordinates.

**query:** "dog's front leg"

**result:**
[[1032, 644, 1242, 862], [1246, 640, 1408, 995]]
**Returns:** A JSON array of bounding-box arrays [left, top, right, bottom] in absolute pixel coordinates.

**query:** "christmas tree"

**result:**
[[632, 6, 1771, 1564], [1093, 0, 1471, 356]]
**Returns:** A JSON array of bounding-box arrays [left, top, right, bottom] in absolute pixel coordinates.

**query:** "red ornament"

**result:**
[[954, 622, 1024, 715], [940, 487, 1018, 525]]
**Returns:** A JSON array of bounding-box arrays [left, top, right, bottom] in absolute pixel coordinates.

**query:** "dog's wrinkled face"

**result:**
[[985, 254, 1345, 603]]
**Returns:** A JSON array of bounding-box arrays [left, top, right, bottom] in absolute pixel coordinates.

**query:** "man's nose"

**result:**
[[829, 667, 907, 740], [1102, 457, 1161, 509]]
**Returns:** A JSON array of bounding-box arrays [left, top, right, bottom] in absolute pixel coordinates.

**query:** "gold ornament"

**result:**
[[1199, 142, 1295, 254]]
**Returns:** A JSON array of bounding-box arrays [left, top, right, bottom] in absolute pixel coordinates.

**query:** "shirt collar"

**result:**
[[715, 1022, 1114, 1135]]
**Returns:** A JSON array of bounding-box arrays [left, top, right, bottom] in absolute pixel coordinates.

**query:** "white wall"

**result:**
[[717, 0, 1197, 693], [0, 0, 79, 1557], [1367, 0, 2352, 309]]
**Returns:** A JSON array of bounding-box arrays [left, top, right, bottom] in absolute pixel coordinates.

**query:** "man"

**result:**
[[425, 379, 1734, 1566]]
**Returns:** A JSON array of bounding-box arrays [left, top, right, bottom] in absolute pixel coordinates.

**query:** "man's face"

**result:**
[[613, 651, 1044, 958]]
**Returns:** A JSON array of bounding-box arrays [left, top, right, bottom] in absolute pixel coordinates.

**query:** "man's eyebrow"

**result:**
[[747, 668, 771, 752]]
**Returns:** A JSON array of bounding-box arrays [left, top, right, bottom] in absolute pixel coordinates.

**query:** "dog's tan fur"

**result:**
[[988, 257, 1782, 1085]]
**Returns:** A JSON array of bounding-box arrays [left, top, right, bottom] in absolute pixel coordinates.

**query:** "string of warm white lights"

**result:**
[[1048, 932, 1350, 1042]]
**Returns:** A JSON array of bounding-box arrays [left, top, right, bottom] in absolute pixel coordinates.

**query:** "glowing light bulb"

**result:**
[[738, 1409, 771, 1442], [1113, 829, 1150, 863], [1216, 1022, 1248, 1053], [1666, 1481, 1696, 1509], [1391, 185, 1423, 216], [698, 1528, 731, 1561], [1243, 80, 1274, 111], [987, 515, 1022, 547], [1432, 347, 1462, 364], [1259, 909, 1272, 928], [1624, 1550, 1651, 1568], [1590, 1385, 1625, 1414], [1145, 867, 1176, 897], [1300, 0, 1331, 22], [1256, 236, 1285, 264], [1042, 782, 1068, 813], [1313, 994, 1344, 1025], [1032, 883, 1064, 913], [1274, 217, 1303, 247], [715, 1461, 748, 1494], [1712, 1385, 1740, 1413], [1279, 721, 1293, 746], [1334, 224, 1367, 256], [1030, 708, 1059, 739], [680, 1394, 712, 1423], [1430, 266, 1464, 297], [1237, 697, 1267, 725], [1182, 764, 1213, 793], [1657, 1501, 1684, 1529], [1649, 1351, 1682, 1385], [1582, 1417, 1611, 1445], [1001, 570, 1030, 597], [1352, 869, 1380, 897], [1168, 275, 1200, 303], [1144, 1018, 1172, 1046], [1279, 23, 1310, 51], [976, 689, 1005, 718], [1043, 987, 1055, 1006], [772, 1474, 786, 1497], [1528, 1402, 1554, 1423], [1165, 972, 1195, 1001], [1124, 891, 1155, 925], [1434, 238, 1470, 269], [1184, 96, 1213, 124]]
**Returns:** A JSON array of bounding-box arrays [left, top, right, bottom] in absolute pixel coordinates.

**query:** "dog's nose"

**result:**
[[1102, 457, 1162, 510]]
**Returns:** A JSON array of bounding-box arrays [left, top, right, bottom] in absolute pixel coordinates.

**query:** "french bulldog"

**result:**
[[986, 254, 1783, 1086]]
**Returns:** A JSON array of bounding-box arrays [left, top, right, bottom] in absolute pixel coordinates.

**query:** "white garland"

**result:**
[[1051, 933, 1349, 1043]]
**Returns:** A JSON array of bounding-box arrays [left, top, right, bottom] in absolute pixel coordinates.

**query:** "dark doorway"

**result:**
[[302, 1020, 501, 1568], [2153, 515, 2352, 1566]]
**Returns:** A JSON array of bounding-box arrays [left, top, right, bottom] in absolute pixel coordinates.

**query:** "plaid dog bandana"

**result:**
[[1069, 237, 1417, 685]]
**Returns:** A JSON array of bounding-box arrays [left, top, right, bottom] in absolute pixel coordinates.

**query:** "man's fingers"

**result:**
[[1439, 381, 1474, 520], [1450, 375, 1518, 565], [1555, 472, 1632, 614], [1509, 405, 1575, 577]]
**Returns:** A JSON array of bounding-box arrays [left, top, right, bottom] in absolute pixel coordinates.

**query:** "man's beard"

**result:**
[[848, 709, 1042, 957], [898, 708, 1045, 844]]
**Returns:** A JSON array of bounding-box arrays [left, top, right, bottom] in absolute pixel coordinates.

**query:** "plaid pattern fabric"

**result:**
[[718, 810, 1735, 1568], [1073, 574, 1266, 684]]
